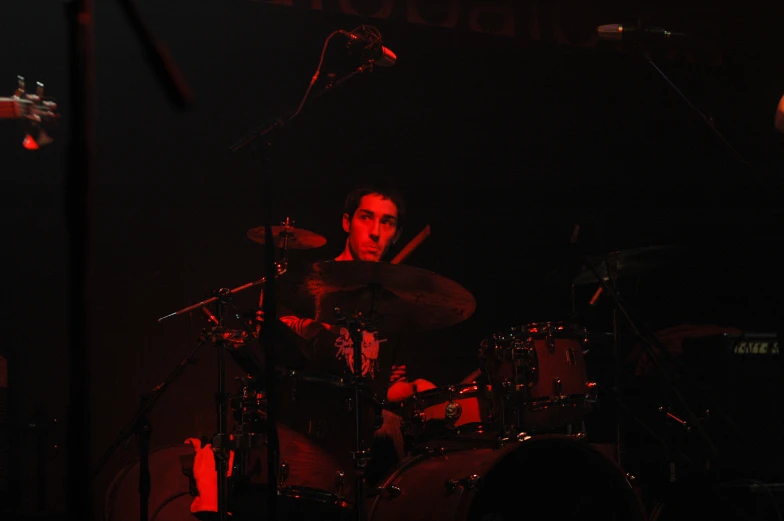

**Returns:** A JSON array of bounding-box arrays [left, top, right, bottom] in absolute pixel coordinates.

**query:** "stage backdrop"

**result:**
[[1, 0, 783, 518]]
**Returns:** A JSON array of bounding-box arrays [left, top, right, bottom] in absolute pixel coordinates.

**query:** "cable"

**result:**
[[291, 25, 383, 121], [290, 30, 343, 121]]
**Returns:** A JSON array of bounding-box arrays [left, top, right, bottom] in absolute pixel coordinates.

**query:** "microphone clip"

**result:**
[[340, 25, 396, 67]]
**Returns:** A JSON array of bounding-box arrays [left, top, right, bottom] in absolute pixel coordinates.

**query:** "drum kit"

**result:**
[[99, 218, 694, 521]]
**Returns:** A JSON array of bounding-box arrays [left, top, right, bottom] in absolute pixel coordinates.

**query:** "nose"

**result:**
[[369, 219, 381, 241]]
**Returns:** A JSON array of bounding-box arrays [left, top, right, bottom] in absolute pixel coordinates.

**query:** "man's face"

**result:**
[[343, 193, 400, 262]]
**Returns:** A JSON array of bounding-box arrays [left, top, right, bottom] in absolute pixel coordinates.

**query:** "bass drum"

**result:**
[[104, 444, 198, 521], [368, 435, 646, 521]]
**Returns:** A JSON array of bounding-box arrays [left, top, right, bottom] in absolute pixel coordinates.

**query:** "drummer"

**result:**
[[270, 184, 438, 403], [256, 184, 441, 476]]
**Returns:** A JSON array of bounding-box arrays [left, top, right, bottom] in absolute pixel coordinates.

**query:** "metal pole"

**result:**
[[64, 0, 94, 518]]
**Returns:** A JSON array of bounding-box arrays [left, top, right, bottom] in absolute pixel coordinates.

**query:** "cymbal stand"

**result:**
[[603, 259, 623, 465], [334, 285, 381, 521], [211, 289, 233, 521], [580, 260, 719, 464], [228, 32, 383, 521]]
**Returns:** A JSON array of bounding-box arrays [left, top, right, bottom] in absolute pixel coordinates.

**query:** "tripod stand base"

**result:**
[[103, 444, 197, 521]]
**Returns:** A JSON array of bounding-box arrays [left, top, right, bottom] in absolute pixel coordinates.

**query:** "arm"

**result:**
[[257, 288, 333, 341], [278, 315, 333, 341], [386, 364, 437, 402]]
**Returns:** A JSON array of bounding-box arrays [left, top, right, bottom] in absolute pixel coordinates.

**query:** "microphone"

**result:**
[[597, 23, 685, 41], [340, 26, 396, 67]]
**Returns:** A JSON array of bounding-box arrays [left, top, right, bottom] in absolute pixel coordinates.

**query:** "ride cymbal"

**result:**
[[276, 260, 477, 331]]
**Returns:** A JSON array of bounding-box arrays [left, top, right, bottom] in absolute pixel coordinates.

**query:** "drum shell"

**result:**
[[481, 321, 593, 431], [391, 384, 495, 443], [230, 371, 384, 513], [273, 372, 382, 467], [368, 435, 646, 521]]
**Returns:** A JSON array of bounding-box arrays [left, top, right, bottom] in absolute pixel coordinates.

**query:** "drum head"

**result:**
[[467, 436, 644, 521], [369, 435, 645, 521]]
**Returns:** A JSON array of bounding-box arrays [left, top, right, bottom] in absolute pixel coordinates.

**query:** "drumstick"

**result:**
[[390, 224, 431, 265], [589, 286, 604, 306], [459, 368, 483, 384]]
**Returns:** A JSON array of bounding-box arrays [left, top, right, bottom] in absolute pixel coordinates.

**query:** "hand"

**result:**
[[389, 364, 407, 385], [249, 310, 264, 339], [387, 378, 437, 403]]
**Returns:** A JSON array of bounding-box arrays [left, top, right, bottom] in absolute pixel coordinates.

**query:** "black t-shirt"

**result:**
[[307, 320, 404, 401], [271, 258, 407, 401]]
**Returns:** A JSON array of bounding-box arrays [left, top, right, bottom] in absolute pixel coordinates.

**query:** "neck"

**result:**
[[335, 243, 355, 261]]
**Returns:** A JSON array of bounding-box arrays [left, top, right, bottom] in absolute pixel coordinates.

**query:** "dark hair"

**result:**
[[343, 184, 407, 232]]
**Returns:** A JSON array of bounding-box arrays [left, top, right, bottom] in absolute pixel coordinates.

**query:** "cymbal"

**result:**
[[277, 260, 477, 331], [247, 226, 326, 250], [573, 245, 674, 285]]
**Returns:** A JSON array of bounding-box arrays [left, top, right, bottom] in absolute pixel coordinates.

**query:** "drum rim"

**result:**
[[412, 383, 482, 399], [480, 320, 588, 346], [508, 320, 587, 335], [276, 369, 376, 390]]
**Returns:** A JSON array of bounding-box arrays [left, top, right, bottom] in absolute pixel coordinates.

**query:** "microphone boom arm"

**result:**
[[229, 62, 374, 153], [643, 54, 751, 170]]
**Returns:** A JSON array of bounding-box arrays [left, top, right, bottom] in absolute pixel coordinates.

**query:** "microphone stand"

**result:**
[[64, 1, 95, 517], [65, 0, 191, 515], [91, 335, 208, 521], [229, 59, 377, 521]]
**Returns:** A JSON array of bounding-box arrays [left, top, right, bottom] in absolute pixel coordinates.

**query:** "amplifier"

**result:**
[[681, 332, 783, 481]]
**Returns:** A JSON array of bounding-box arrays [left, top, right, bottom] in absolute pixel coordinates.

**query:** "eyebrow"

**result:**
[[358, 209, 397, 222]]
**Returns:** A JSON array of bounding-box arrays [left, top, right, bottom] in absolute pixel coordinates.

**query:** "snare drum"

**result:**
[[480, 321, 597, 431], [393, 383, 494, 443], [367, 434, 646, 521]]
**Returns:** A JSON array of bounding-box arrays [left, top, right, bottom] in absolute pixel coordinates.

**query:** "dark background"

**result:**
[[2, 0, 783, 518]]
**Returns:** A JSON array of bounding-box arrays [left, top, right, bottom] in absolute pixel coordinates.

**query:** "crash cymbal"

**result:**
[[247, 225, 326, 250], [573, 245, 675, 285], [277, 260, 476, 331]]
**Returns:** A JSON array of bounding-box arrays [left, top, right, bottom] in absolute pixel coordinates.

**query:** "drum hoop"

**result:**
[[485, 321, 587, 344], [368, 436, 644, 521], [277, 369, 375, 391], [416, 383, 481, 399], [278, 485, 351, 507], [367, 445, 472, 519], [513, 321, 586, 335]]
